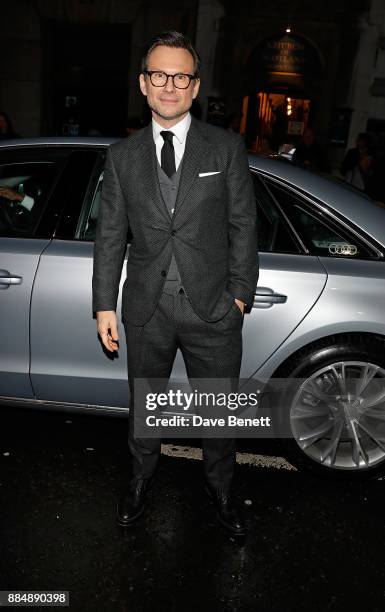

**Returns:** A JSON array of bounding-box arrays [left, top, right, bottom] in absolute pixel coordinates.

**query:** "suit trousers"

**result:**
[[123, 287, 243, 493]]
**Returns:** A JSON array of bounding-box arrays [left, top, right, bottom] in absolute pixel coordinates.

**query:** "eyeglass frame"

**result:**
[[143, 70, 198, 89]]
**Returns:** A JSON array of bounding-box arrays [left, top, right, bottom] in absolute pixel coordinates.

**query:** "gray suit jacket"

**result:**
[[92, 116, 259, 326]]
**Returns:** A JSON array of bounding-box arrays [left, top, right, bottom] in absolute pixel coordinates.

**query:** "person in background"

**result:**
[[0, 174, 42, 211], [292, 126, 331, 173], [0, 111, 20, 140], [0, 186, 35, 211], [0, 178, 39, 233], [340, 132, 372, 178], [344, 151, 375, 194]]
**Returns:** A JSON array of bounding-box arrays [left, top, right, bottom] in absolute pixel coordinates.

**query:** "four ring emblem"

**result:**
[[328, 242, 358, 256]]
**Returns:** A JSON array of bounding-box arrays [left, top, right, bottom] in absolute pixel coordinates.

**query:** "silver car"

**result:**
[[1, 137, 385, 480]]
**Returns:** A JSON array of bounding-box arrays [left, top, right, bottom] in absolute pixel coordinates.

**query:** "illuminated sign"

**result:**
[[258, 34, 321, 76]]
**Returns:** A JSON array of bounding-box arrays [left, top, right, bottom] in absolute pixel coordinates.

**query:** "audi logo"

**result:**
[[328, 242, 358, 256]]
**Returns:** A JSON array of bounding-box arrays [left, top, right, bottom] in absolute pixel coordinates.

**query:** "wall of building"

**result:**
[[0, 0, 41, 137], [1, 0, 198, 137], [346, 0, 385, 150], [1, 0, 384, 165]]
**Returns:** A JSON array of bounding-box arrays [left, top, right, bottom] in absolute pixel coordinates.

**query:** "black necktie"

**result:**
[[160, 130, 176, 178]]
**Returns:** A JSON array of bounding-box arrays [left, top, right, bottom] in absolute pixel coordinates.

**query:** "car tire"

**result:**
[[273, 334, 385, 481]]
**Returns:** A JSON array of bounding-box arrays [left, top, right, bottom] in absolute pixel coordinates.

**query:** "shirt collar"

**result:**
[[152, 112, 191, 144]]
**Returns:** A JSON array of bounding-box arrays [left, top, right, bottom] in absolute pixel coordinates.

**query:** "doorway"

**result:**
[[242, 32, 322, 152], [241, 92, 311, 153]]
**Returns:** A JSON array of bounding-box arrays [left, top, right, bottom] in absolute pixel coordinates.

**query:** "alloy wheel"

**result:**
[[290, 361, 385, 470]]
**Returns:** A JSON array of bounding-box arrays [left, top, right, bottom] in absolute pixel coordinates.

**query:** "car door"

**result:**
[[30, 148, 131, 410], [247, 173, 380, 379], [240, 171, 328, 378], [0, 148, 68, 397]]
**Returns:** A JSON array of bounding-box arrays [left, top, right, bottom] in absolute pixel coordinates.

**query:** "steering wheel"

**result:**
[[0, 197, 17, 231]]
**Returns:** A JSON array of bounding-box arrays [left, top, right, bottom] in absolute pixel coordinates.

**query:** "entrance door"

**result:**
[[242, 92, 311, 153]]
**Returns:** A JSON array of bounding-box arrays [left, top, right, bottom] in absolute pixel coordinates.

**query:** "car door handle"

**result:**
[[0, 270, 23, 288], [253, 287, 287, 308]]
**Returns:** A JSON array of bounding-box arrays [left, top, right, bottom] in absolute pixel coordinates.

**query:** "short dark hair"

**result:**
[[141, 30, 201, 77]]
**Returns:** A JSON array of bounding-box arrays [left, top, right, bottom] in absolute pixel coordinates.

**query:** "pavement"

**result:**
[[1, 406, 385, 612]]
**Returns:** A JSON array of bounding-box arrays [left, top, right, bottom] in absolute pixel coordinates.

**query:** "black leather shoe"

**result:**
[[205, 485, 246, 535], [117, 478, 148, 527]]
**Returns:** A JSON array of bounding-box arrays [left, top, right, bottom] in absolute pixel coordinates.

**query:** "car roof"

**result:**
[[0, 136, 119, 148], [249, 154, 385, 249], [1, 138, 384, 248]]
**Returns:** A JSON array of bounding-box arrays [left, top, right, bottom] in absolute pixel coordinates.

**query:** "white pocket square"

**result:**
[[198, 171, 221, 177]]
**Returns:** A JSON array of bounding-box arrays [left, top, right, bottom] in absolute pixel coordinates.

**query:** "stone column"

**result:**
[[194, 0, 225, 121]]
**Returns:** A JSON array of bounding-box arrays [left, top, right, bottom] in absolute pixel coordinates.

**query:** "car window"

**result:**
[[265, 179, 374, 259], [0, 162, 58, 238], [50, 150, 101, 240], [81, 169, 104, 241], [252, 172, 300, 254], [77, 168, 125, 242], [75, 164, 128, 243]]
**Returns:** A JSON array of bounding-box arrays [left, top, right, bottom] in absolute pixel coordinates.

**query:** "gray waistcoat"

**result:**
[[156, 159, 184, 291]]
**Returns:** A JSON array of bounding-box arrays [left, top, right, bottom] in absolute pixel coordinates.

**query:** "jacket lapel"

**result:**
[[173, 117, 208, 220], [136, 123, 170, 221]]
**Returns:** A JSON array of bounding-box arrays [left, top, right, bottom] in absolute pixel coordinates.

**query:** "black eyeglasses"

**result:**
[[143, 70, 197, 89]]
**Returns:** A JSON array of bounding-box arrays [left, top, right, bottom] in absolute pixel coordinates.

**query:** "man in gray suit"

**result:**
[[92, 31, 258, 535]]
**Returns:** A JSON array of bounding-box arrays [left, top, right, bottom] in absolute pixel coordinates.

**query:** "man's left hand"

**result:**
[[234, 299, 245, 314]]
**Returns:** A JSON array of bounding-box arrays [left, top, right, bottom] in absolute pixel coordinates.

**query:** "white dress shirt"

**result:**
[[152, 112, 191, 171]]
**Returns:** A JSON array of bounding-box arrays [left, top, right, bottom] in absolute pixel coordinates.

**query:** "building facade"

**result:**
[[1, 0, 385, 168]]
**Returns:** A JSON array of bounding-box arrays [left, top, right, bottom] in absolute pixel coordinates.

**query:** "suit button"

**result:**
[[161, 270, 167, 277], [171, 229, 176, 236]]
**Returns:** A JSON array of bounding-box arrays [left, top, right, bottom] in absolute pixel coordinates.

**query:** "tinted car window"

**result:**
[[78, 168, 133, 242], [75, 163, 131, 243], [52, 150, 100, 240], [0, 162, 57, 237], [80, 169, 104, 241], [266, 180, 374, 259], [252, 172, 300, 254]]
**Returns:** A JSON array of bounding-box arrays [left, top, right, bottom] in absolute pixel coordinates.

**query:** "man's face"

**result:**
[[139, 46, 200, 125], [357, 136, 369, 154]]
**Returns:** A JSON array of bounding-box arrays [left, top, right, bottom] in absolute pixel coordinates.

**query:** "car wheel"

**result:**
[[274, 335, 385, 480]]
